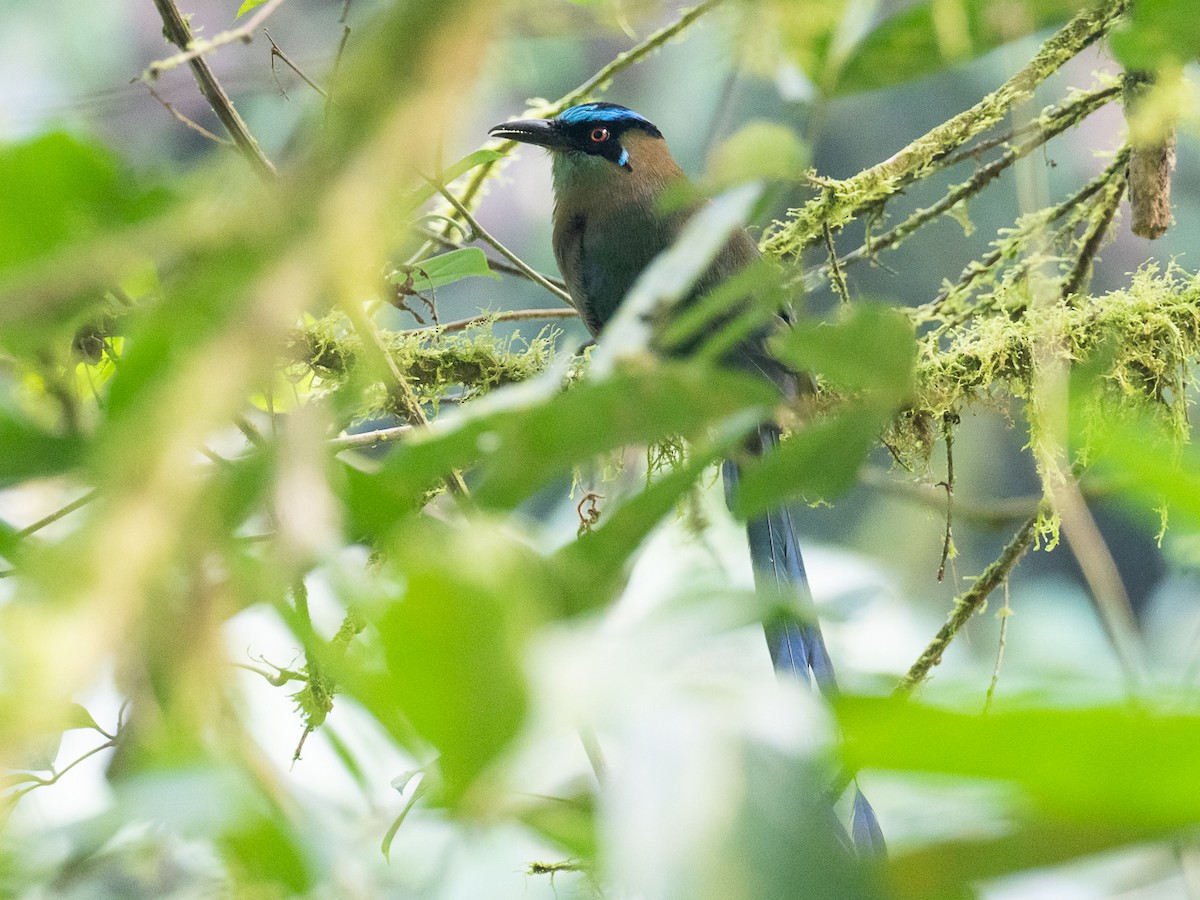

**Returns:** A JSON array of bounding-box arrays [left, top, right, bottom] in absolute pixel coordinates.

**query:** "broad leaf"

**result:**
[[831, 0, 1080, 96], [391, 247, 499, 292]]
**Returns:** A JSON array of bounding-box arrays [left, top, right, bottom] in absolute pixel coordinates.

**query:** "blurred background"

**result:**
[[2, 0, 1200, 897]]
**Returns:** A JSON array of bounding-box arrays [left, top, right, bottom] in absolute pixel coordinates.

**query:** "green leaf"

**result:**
[[707, 121, 808, 188], [236, 0, 270, 16], [732, 405, 883, 517], [64, 703, 103, 734], [0, 132, 169, 276], [1111, 0, 1200, 68], [368, 520, 545, 807], [380, 777, 430, 861], [889, 820, 1166, 900], [772, 304, 917, 403], [404, 148, 504, 211], [340, 361, 775, 540], [520, 792, 597, 861], [0, 407, 86, 489], [391, 247, 500, 292], [832, 0, 1080, 96], [839, 696, 1200, 828], [555, 430, 749, 608]]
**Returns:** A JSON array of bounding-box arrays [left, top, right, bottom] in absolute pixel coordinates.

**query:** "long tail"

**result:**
[[722, 426, 885, 857]]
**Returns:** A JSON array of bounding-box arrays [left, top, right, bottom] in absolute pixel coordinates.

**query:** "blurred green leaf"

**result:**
[[340, 362, 775, 540], [391, 247, 500, 292], [555, 431, 747, 606], [1111, 0, 1200, 68], [0, 407, 85, 488], [840, 696, 1200, 827], [888, 819, 1167, 900], [64, 703, 103, 734], [367, 520, 546, 807], [772, 304, 917, 402], [733, 405, 883, 516], [381, 777, 429, 861], [100, 242, 270, 427], [521, 792, 597, 860], [220, 810, 314, 893], [707, 121, 808, 187], [832, 0, 1079, 96], [0, 132, 169, 276]]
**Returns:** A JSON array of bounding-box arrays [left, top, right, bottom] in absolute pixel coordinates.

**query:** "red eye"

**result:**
[[590, 127, 609, 142]]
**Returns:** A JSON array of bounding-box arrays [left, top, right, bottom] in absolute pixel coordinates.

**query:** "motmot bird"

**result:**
[[488, 102, 883, 853]]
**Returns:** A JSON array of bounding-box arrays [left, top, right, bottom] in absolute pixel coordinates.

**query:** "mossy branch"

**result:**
[[916, 146, 1132, 328], [806, 84, 1121, 291], [762, 0, 1127, 257], [289, 313, 557, 422], [888, 266, 1200, 470]]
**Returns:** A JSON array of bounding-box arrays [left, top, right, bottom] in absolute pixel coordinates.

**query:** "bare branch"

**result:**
[[148, 0, 278, 179], [144, 0, 288, 79]]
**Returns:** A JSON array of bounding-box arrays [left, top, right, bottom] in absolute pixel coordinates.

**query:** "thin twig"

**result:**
[[8, 737, 118, 805], [941, 85, 1120, 169], [808, 84, 1121, 292], [324, 25, 351, 124], [858, 466, 1041, 526], [441, 0, 725, 238], [937, 414, 956, 583], [144, 0, 288, 78], [413, 226, 569, 291], [265, 29, 328, 98], [403, 307, 578, 336], [1062, 166, 1128, 301], [430, 181, 575, 307], [328, 424, 412, 451], [983, 580, 1012, 713], [15, 489, 99, 540], [895, 510, 1042, 698], [764, 1, 1128, 255], [148, 0, 277, 179], [823, 223, 850, 305], [144, 83, 232, 146], [917, 146, 1131, 324], [1054, 477, 1145, 687]]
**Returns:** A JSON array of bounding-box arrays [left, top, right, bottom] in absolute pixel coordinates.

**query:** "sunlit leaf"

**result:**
[[236, 0, 270, 16], [405, 148, 504, 211], [64, 703, 104, 734]]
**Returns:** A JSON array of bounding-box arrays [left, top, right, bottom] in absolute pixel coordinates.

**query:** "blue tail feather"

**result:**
[[723, 429, 885, 857]]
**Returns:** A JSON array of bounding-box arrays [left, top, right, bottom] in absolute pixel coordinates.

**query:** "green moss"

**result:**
[[886, 265, 1200, 474], [286, 312, 558, 421]]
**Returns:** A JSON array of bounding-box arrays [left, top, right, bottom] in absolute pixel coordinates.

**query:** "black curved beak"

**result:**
[[487, 118, 565, 150]]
